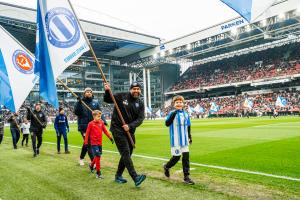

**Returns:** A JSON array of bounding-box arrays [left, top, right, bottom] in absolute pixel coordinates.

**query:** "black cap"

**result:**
[[130, 82, 142, 89]]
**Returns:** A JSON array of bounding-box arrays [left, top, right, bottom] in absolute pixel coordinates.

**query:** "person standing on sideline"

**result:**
[[74, 88, 107, 165], [104, 82, 146, 187], [0, 108, 4, 144], [26, 103, 47, 157], [54, 107, 70, 154], [21, 118, 30, 147], [164, 95, 195, 185], [7, 113, 21, 149]]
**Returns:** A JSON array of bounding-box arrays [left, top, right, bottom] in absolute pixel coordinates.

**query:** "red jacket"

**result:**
[[84, 120, 112, 146]]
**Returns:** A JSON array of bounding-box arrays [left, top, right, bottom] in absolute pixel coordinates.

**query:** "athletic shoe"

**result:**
[[96, 171, 103, 179], [89, 163, 95, 173], [79, 159, 84, 166], [36, 149, 39, 155], [134, 174, 146, 187], [33, 153, 37, 158], [115, 176, 127, 184], [183, 176, 195, 185], [163, 164, 170, 178], [57, 151, 61, 154], [65, 151, 70, 154]]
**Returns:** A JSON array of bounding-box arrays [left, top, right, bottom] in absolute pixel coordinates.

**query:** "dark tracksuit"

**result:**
[[8, 115, 21, 149], [26, 109, 47, 155], [74, 96, 107, 160], [165, 111, 192, 177], [104, 90, 145, 180], [54, 114, 69, 152], [0, 110, 4, 144]]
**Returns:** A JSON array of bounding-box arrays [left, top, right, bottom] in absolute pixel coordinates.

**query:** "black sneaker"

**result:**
[[163, 164, 170, 178], [115, 175, 127, 184], [135, 174, 146, 187], [36, 149, 39, 155], [65, 151, 70, 154], [57, 151, 61, 154], [33, 153, 37, 158], [183, 176, 195, 185], [89, 163, 95, 173]]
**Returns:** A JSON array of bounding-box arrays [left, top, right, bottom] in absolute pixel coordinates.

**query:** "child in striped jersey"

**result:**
[[164, 95, 194, 185]]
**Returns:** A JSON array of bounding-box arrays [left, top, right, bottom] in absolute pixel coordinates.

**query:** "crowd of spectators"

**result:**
[[163, 89, 300, 117], [170, 60, 300, 91]]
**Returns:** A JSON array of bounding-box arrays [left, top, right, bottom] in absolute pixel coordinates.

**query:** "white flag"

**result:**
[[35, 0, 90, 108], [0, 25, 38, 112]]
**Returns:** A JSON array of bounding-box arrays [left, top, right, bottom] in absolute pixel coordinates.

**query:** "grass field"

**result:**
[[0, 116, 300, 200]]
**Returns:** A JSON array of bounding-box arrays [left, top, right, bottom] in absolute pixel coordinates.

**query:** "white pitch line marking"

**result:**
[[41, 142, 300, 182]]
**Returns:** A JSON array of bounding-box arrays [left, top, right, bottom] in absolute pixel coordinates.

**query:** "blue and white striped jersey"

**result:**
[[166, 110, 191, 147]]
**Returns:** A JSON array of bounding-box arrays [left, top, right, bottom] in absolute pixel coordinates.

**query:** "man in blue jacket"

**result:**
[[74, 87, 107, 166], [54, 107, 70, 154]]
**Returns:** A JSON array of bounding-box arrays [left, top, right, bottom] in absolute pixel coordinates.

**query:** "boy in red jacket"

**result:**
[[84, 110, 114, 179]]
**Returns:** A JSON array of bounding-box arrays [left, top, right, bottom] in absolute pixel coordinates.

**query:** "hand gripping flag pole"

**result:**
[[67, 0, 136, 148]]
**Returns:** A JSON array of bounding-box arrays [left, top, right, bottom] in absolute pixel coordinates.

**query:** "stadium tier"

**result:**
[[0, 1, 299, 112]]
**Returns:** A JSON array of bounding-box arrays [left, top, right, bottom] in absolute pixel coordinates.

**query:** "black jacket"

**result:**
[[26, 109, 47, 132], [7, 115, 21, 129], [74, 96, 107, 132], [104, 90, 144, 134]]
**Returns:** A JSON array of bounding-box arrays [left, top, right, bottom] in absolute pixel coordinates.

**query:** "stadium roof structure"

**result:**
[[126, 0, 300, 70], [0, 2, 160, 60]]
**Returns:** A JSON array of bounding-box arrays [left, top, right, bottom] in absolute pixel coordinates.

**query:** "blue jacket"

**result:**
[[54, 114, 69, 133]]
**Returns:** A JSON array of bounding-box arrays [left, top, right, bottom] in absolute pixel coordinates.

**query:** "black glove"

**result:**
[[110, 138, 114, 144], [77, 97, 82, 102], [42, 123, 47, 129]]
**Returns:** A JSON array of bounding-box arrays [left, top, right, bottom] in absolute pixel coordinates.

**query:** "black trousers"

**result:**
[[22, 134, 29, 146], [10, 128, 20, 148], [165, 152, 190, 177], [31, 130, 43, 154], [113, 130, 137, 180], [79, 131, 93, 160]]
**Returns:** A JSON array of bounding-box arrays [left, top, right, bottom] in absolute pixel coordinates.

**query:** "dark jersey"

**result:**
[[104, 91, 145, 134]]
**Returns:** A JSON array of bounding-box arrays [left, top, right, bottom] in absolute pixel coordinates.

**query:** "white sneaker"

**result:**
[[79, 159, 84, 166]]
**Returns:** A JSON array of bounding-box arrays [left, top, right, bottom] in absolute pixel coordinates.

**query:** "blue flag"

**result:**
[[275, 96, 287, 107], [220, 0, 276, 22], [35, 0, 89, 108]]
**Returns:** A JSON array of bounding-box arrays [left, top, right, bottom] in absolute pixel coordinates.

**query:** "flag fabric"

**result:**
[[210, 102, 220, 113], [275, 96, 287, 107], [194, 104, 205, 113], [220, 0, 276, 22], [187, 105, 195, 114], [0, 25, 39, 112], [146, 106, 152, 114], [35, 0, 89, 108], [243, 98, 253, 109], [155, 109, 163, 117]]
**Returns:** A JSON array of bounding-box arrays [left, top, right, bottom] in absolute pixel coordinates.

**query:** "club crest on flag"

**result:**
[[12, 50, 34, 74], [45, 7, 80, 48]]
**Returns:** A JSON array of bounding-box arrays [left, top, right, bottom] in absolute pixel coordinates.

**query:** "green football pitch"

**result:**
[[0, 116, 299, 200]]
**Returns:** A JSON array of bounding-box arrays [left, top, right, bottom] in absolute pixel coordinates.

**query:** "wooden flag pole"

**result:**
[[57, 78, 93, 113], [27, 107, 45, 127], [68, 1, 135, 148]]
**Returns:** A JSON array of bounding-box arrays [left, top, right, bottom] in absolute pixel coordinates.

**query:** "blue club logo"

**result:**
[[45, 7, 80, 48], [175, 149, 180, 154]]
